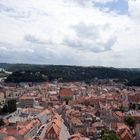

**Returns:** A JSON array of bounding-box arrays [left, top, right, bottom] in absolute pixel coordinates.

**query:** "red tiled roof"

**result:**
[[116, 123, 133, 140], [71, 133, 89, 140], [59, 88, 73, 97], [120, 129, 133, 140], [18, 119, 40, 135], [114, 111, 124, 117], [45, 114, 62, 139], [3, 136, 17, 140], [19, 95, 33, 100]]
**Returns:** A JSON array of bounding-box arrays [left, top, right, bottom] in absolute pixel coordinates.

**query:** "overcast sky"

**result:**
[[0, 0, 140, 68]]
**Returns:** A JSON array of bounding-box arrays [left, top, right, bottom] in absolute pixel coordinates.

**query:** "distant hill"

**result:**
[[0, 63, 43, 72], [0, 70, 9, 78], [0, 63, 140, 85], [127, 78, 140, 86]]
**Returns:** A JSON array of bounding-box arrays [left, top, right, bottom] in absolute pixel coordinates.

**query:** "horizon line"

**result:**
[[0, 62, 140, 69]]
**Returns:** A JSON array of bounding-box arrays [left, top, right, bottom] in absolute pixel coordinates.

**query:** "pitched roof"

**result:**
[[114, 111, 124, 117], [3, 136, 17, 140], [18, 119, 40, 135], [45, 114, 62, 139], [117, 123, 130, 132], [116, 123, 133, 140], [19, 95, 33, 100], [120, 129, 133, 140], [71, 133, 89, 140], [37, 109, 51, 117], [59, 88, 73, 97]]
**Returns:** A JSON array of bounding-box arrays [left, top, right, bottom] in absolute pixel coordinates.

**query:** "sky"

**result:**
[[0, 0, 140, 68]]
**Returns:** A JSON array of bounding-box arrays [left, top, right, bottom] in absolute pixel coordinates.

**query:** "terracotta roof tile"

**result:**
[[120, 129, 133, 140], [45, 114, 62, 138], [19, 119, 40, 135], [3, 136, 17, 140], [60, 88, 73, 97]]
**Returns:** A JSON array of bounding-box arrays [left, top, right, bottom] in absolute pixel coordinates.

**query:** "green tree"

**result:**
[[0, 118, 4, 126], [124, 116, 135, 127], [7, 99, 17, 113], [1, 99, 17, 113], [1, 104, 8, 113], [102, 132, 119, 140], [64, 97, 70, 105]]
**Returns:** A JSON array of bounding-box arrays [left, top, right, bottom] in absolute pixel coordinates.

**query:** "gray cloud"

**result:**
[[104, 37, 116, 50], [0, 41, 50, 64], [63, 0, 93, 6], [0, 3, 14, 13], [64, 37, 116, 53], [0, 2, 49, 21], [64, 22, 116, 53], [73, 23, 100, 39], [24, 35, 47, 44], [24, 34, 66, 47], [0, 0, 139, 68], [0, 41, 82, 65], [0, 3, 31, 20]]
